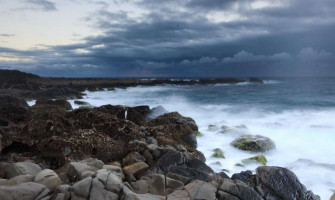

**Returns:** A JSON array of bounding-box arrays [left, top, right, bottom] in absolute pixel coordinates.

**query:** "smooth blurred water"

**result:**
[[61, 77, 335, 199]]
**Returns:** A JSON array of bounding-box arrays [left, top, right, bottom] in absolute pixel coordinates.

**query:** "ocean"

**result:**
[[29, 77, 335, 199]]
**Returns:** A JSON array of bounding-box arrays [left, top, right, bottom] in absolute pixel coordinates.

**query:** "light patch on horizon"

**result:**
[[0, 56, 33, 62]]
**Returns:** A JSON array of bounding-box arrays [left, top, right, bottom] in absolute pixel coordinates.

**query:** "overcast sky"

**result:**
[[0, 0, 334, 77]]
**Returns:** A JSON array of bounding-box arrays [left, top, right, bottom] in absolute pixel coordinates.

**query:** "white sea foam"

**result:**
[[66, 85, 334, 199]]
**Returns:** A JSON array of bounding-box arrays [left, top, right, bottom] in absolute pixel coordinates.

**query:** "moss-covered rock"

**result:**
[[194, 131, 203, 137], [231, 134, 275, 152], [242, 155, 267, 165], [220, 124, 248, 134], [235, 163, 245, 168], [211, 148, 225, 159]]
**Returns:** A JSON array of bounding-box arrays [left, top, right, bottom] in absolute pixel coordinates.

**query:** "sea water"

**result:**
[[31, 77, 335, 199]]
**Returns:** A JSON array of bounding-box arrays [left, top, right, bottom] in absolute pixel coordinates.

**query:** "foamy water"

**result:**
[[28, 81, 335, 199]]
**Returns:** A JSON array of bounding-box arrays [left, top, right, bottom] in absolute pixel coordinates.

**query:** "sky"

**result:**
[[0, 0, 334, 77]]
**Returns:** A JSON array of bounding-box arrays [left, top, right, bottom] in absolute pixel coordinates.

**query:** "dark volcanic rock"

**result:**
[[0, 96, 31, 123], [148, 112, 198, 131], [168, 165, 213, 183], [247, 166, 320, 200], [249, 77, 264, 83]]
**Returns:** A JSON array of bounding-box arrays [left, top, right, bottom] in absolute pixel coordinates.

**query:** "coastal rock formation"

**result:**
[[0, 95, 320, 199]]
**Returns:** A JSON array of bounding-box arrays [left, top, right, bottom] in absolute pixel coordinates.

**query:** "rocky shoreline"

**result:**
[[0, 70, 322, 199], [0, 94, 321, 200], [0, 69, 263, 100]]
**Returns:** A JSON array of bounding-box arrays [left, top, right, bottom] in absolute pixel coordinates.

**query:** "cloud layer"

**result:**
[[0, 0, 334, 77]]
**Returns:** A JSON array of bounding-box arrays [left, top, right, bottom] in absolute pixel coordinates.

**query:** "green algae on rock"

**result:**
[[231, 134, 275, 152], [211, 148, 225, 159], [242, 155, 267, 165]]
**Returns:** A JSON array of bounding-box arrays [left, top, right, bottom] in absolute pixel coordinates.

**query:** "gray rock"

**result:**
[[156, 150, 184, 173], [149, 174, 165, 195], [34, 169, 61, 192], [130, 180, 150, 194], [79, 158, 104, 169], [231, 134, 275, 152], [168, 165, 212, 182], [218, 178, 262, 200], [89, 177, 118, 200], [4, 162, 42, 179], [72, 177, 92, 197], [66, 162, 98, 181], [168, 180, 216, 200], [0, 182, 50, 200], [96, 169, 122, 193], [251, 166, 320, 200], [0, 174, 34, 186], [122, 183, 165, 200]]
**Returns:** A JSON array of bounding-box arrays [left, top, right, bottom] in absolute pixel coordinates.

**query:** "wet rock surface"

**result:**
[[0, 94, 320, 199]]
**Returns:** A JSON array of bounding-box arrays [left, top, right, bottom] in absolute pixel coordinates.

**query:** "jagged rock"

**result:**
[[32, 99, 72, 113], [231, 134, 275, 152], [166, 176, 184, 194], [218, 178, 262, 200], [72, 177, 92, 198], [34, 169, 61, 192], [4, 162, 42, 179], [123, 162, 149, 181], [248, 166, 320, 200], [0, 182, 50, 200]]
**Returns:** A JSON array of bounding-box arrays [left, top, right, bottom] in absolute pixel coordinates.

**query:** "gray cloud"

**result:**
[[1, 0, 335, 77], [26, 0, 57, 11]]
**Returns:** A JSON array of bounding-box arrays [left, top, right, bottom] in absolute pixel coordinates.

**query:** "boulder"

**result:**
[[123, 162, 149, 181], [72, 177, 92, 198], [130, 180, 150, 194], [0, 174, 34, 186], [79, 158, 104, 169], [66, 162, 98, 182], [96, 169, 122, 194], [148, 112, 198, 131], [149, 174, 166, 195], [231, 134, 275, 152], [34, 169, 61, 192], [89, 177, 118, 200], [155, 150, 184, 173], [123, 152, 146, 166], [249, 166, 320, 200], [0, 182, 50, 200], [4, 162, 42, 179]]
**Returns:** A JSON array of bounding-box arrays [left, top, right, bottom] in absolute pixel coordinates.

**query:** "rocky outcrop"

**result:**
[[231, 134, 276, 152], [0, 96, 320, 199]]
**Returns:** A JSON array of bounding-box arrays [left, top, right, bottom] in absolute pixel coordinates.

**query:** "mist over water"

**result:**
[[64, 77, 335, 199]]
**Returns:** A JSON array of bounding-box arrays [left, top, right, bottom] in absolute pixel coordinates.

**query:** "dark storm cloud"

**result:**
[[1, 0, 335, 77], [26, 0, 57, 11]]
